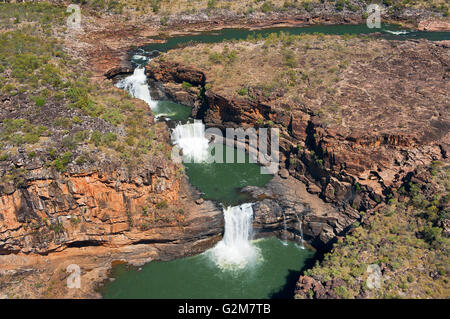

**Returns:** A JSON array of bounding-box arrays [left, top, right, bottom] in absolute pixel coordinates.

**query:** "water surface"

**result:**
[[102, 238, 315, 299], [183, 143, 273, 206], [139, 23, 450, 55]]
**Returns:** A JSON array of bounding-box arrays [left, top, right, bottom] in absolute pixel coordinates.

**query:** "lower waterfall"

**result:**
[[208, 203, 261, 270]]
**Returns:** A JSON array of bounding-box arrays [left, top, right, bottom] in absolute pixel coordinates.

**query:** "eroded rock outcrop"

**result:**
[[244, 175, 360, 250], [418, 19, 450, 31]]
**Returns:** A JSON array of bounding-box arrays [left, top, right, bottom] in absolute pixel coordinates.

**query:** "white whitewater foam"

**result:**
[[295, 214, 305, 249], [383, 29, 410, 35], [282, 212, 288, 246], [132, 54, 149, 62], [171, 120, 210, 163], [115, 67, 157, 110], [208, 203, 261, 270]]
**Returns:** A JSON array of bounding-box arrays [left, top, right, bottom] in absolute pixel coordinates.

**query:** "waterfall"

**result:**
[[115, 67, 157, 110], [208, 203, 261, 270], [298, 220, 305, 249], [171, 120, 210, 163], [294, 213, 305, 249], [282, 212, 288, 246]]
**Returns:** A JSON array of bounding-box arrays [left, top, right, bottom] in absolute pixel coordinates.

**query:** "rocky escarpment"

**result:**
[[244, 175, 360, 251], [146, 37, 449, 251]]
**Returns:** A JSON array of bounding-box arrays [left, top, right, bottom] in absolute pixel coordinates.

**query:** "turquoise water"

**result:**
[[183, 143, 273, 206], [139, 23, 449, 55], [101, 238, 315, 299], [152, 100, 192, 121]]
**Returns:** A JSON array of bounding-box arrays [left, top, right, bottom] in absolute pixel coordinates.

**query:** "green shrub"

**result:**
[[74, 130, 89, 143], [261, 1, 275, 13], [102, 132, 117, 147], [49, 221, 65, 234], [54, 117, 72, 128], [302, 1, 314, 13], [209, 52, 223, 64], [1, 119, 46, 145], [283, 51, 298, 68], [237, 87, 248, 96], [75, 155, 86, 165], [335, 0, 345, 11], [207, 0, 216, 9], [72, 116, 83, 124], [334, 286, 352, 298], [32, 96, 46, 107], [53, 151, 73, 172], [90, 130, 102, 146], [150, 0, 160, 13], [181, 81, 193, 89], [101, 108, 124, 126], [155, 200, 168, 209], [421, 226, 442, 246], [62, 136, 76, 150]]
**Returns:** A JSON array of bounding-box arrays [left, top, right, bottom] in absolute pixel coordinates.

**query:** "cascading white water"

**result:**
[[282, 212, 288, 246], [115, 67, 157, 110], [298, 220, 305, 249], [208, 203, 261, 270], [171, 120, 210, 163], [294, 213, 305, 249], [383, 29, 410, 35]]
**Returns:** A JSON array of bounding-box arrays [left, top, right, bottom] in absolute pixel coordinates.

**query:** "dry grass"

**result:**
[[156, 33, 382, 129], [153, 32, 449, 137], [79, 0, 449, 17]]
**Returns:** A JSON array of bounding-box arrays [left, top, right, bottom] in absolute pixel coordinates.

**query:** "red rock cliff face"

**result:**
[[0, 164, 181, 254], [0, 160, 224, 258]]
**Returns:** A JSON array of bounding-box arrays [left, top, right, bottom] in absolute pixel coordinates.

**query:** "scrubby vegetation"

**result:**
[[152, 33, 374, 130], [299, 163, 449, 298], [0, 3, 171, 184], [154, 31, 448, 138], [158, 32, 358, 107], [71, 0, 449, 17]]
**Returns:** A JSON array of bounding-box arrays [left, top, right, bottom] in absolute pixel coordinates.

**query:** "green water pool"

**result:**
[[101, 238, 315, 299], [152, 100, 192, 121], [183, 143, 273, 206]]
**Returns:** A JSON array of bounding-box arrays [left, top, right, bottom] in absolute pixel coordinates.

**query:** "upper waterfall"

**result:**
[[115, 67, 157, 110], [208, 203, 261, 270]]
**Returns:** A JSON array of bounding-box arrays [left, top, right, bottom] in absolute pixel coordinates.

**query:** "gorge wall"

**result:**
[[0, 163, 223, 256]]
